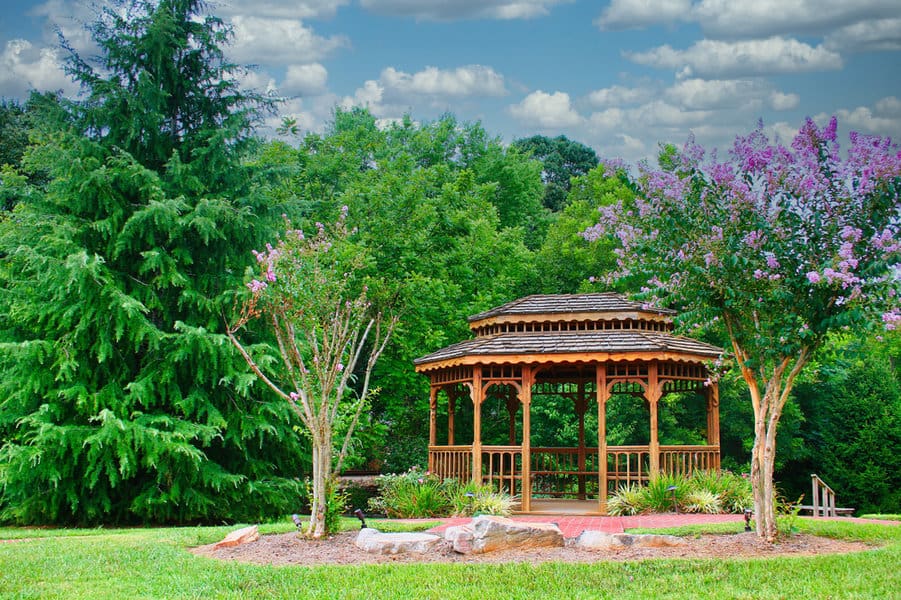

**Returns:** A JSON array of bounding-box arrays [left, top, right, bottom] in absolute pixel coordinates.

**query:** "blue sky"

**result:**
[[2, 0, 900, 164]]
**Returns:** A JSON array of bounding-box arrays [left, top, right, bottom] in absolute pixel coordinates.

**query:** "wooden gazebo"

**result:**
[[414, 293, 724, 514]]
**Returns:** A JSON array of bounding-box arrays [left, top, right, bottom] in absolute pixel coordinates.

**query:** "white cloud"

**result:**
[[665, 78, 767, 110], [587, 84, 654, 108], [359, 0, 572, 21], [228, 16, 348, 65], [343, 65, 507, 118], [691, 0, 900, 39], [281, 63, 329, 96], [875, 96, 901, 115], [508, 90, 582, 128], [0, 39, 78, 99], [381, 65, 507, 97], [216, 0, 349, 19], [825, 18, 901, 52], [829, 104, 901, 136], [626, 37, 843, 78], [596, 0, 692, 30], [595, 0, 900, 39], [769, 91, 800, 111]]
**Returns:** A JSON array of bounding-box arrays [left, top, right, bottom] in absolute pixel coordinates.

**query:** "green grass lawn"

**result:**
[[1, 517, 898, 599]]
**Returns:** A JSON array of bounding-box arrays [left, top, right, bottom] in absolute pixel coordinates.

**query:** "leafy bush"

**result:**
[[446, 481, 513, 517], [690, 470, 753, 513], [369, 467, 513, 518], [606, 483, 646, 516], [368, 467, 451, 518], [303, 478, 348, 536], [605, 470, 752, 516], [684, 489, 723, 514]]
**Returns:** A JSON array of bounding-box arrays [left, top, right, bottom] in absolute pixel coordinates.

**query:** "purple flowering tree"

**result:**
[[585, 118, 901, 541], [227, 210, 395, 538]]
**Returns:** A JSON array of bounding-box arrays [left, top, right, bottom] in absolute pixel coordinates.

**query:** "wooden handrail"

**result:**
[[811, 473, 837, 517]]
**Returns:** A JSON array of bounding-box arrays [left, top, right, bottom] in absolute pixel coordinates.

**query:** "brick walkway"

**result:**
[[428, 513, 744, 538]]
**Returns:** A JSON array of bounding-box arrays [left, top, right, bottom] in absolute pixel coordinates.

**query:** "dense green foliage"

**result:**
[[512, 134, 599, 211], [0, 0, 305, 525], [1, 1, 899, 527]]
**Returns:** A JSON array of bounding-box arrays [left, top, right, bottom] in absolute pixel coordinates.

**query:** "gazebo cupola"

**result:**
[[414, 292, 723, 515]]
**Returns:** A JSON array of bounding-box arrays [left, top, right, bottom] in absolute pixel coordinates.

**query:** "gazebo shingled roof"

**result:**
[[413, 330, 722, 367], [467, 292, 676, 321], [415, 292, 720, 370]]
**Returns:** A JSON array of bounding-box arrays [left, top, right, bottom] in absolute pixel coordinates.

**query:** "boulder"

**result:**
[[445, 516, 564, 554], [213, 525, 260, 549], [355, 528, 442, 555], [573, 530, 686, 551]]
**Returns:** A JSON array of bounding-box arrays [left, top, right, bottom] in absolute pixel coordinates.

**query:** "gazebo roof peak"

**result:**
[[468, 292, 676, 324]]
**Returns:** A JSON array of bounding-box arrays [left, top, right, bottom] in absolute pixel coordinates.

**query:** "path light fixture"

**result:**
[[744, 508, 753, 532], [291, 514, 303, 531], [667, 485, 678, 514], [354, 508, 368, 529]]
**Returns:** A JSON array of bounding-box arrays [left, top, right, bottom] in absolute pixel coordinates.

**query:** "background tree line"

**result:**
[[1, 0, 897, 524]]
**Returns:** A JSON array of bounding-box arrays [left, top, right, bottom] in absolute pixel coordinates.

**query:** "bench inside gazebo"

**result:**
[[414, 293, 724, 515]]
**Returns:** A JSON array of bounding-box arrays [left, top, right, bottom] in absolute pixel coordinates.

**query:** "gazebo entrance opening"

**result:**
[[416, 293, 724, 515]]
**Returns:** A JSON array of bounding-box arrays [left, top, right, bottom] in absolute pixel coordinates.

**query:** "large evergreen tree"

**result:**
[[0, 0, 306, 524]]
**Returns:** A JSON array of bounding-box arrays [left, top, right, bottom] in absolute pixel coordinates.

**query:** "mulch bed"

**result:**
[[190, 529, 873, 566]]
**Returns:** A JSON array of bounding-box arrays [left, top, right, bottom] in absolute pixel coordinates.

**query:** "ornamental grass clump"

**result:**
[[368, 468, 451, 518], [606, 483, 647, 516], [369, 467, 513, 518], [605, 470, 752, 515]]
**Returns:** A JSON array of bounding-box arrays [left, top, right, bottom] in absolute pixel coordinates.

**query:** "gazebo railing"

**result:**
[[659, 445, 720, 475], [606, 445, 651, 488], [428, 444, 720, 498], [481, 446, 522, 495], [429, 445, 472, 482]]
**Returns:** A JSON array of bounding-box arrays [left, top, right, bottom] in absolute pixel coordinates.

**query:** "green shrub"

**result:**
[[684, 489, 722, 514], [303, 478, 348, 536], [606, 483, 647, 516], [446, 481, 514, 517], [643, 474, 688, 513], [369, 467, 452, 518], [605, 470, 753, 515], [690, 470, 753, 513], [369, 467, 514, 518]]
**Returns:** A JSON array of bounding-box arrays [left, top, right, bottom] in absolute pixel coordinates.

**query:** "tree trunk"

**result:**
[[307, 428, 332, 539], [743, 350, 808, 543]]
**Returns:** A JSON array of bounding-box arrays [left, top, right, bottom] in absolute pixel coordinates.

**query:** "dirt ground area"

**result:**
[[191, 529, 873, 566]]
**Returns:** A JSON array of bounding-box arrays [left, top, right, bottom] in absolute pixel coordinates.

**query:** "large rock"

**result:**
[[445, 516, 564, 554], [355, 528, 442, 555], [213, 525, 260, 549], [573, 530, 686, 550]]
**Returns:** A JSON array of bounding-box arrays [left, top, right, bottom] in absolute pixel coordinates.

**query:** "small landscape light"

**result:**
[[291, 514, 303, 531], [354, 508, 368, 529], [666, 485, 678, 514], [743, 508, 753, 532]]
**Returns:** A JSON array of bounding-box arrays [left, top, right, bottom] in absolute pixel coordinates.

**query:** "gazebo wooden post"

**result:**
[[471, 371, 483, 485], [428, 386, 437, 473], [576, 380, 587, 500], [521, 366, 533, 513], [597, 364, 609, 514], [648, 361, 661, 477], [707, 382, 721, 469], [429, 386, 438, 446]]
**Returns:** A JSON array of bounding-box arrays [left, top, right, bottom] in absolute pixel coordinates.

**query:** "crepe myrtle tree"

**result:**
[[227, 209, 395, 538], [585, 118, 901, 541]]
